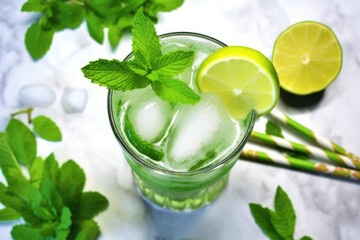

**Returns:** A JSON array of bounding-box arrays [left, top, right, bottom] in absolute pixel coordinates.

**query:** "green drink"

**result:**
[[108, 33, 256, 211]]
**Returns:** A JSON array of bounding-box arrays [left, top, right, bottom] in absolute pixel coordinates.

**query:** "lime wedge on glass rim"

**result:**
[[272, 21, 342, 95], [196, 46, 280, 119]]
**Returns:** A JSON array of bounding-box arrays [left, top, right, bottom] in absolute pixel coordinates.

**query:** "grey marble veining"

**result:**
[[1, 0, 360, 239]]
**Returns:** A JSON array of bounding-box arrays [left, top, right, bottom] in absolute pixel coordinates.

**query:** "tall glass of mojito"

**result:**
[[108, 32, 257, 211]]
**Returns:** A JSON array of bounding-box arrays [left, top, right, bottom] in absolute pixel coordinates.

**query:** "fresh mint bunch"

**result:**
[[249, 186, 312, 240], [0, 111, 108, 240], [82, 10, 200, 105], [21, 0, 185, 60]]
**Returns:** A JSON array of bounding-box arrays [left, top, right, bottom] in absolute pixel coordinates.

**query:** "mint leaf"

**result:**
[[75, 192, 109, 220], [85, 11, 104, 44], [108, 15, 133, 50], [56, 160, 85, 210], [29, 157, 44, 188], [53, 2, 85, 30], [132, 10, 162, 66], [82, 10, 199, 105], [0, 181, 43, 226], [32, 115, 62, 142], [25, 21, 54, 60], [5, 118, 36, 166], [266, 120, 284, 138], [0, 207, 21, 221], [150, 51, 194, 77], [124, 114, 164, 160], [74, 220, 100, 240], [126, 60, 149, 75], [39, 177, 63, 216], [143, 0, 185, 20], [21, 0, 47, 12], [0, 133, 27, 184], [11, 224, 43, 240], [43, 153, 60, 185], [270, 187, 296, 239], [81, 59, 150, 91], [151, 77, 200, 104], [300, 236, 313, 240], [56, 207, 72, 240], [249, 204, 283, 240]]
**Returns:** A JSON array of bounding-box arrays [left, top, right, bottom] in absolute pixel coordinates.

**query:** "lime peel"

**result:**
[[272, 21, 342, 95], [196, 46, 280, 119]]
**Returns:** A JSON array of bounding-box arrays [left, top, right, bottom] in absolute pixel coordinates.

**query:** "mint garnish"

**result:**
[[82, 10, 200, 105], [249, 186, 312, 240], [0, 110, 108, 239]]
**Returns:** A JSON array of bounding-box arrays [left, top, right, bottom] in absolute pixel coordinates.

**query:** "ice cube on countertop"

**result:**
[[128, 90, 173, 143], [61, 88, 88, 114], [18, 84, 56, 108], [165, 94, 238, 171]]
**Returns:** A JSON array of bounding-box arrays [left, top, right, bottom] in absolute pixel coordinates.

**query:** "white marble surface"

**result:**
[[1, 0, 360, 239]]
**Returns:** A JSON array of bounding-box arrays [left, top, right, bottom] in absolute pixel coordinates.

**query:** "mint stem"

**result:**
[[11, 108, 34, 124]]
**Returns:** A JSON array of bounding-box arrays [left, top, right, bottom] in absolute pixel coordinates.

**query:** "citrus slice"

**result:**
[[196, 46, 279, 119], [272, 21, 342, 95]]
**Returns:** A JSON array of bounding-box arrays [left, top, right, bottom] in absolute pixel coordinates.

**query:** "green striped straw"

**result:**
[[250, 131, 360, 170], [240, 149, 360, 181], [270, 109, 359, 161]]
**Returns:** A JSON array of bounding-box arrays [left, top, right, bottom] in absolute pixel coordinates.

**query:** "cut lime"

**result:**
[[272, 21, 342, 95], [196, 46, 279, 119]]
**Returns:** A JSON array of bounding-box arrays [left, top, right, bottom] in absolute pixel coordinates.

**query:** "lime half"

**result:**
[[272, 21, 342, 95], [196, 46, 279, 119]]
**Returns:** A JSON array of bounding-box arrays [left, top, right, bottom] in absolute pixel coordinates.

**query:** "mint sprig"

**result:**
[[82, 10, 200, 105], [249, 186, 312, 240], [0, 111, 108, 240], [21, 0, 185, 60]]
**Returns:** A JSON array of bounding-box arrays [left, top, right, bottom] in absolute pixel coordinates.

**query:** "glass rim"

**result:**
[[107, 31, 257, 176]]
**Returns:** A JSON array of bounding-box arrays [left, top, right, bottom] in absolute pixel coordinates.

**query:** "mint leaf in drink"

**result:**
[[151, 77, 200, 105], [82, 59, 151, 90], [32, 115, 62, 142], [249, 204, 283, 240], [132, 10, 162, 66], [151, 51, 195, 77], [25, 21, 54, 60], [265, 120, 284, 138], [82, 10, 200, 105], [270, 186, 296, 239], [124, 114, 164, 160]]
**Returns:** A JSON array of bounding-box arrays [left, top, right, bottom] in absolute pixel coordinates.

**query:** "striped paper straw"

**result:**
[[240, 149, 360, 181], [250, 131, 360, 170], [270, 109, 359, 161]]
